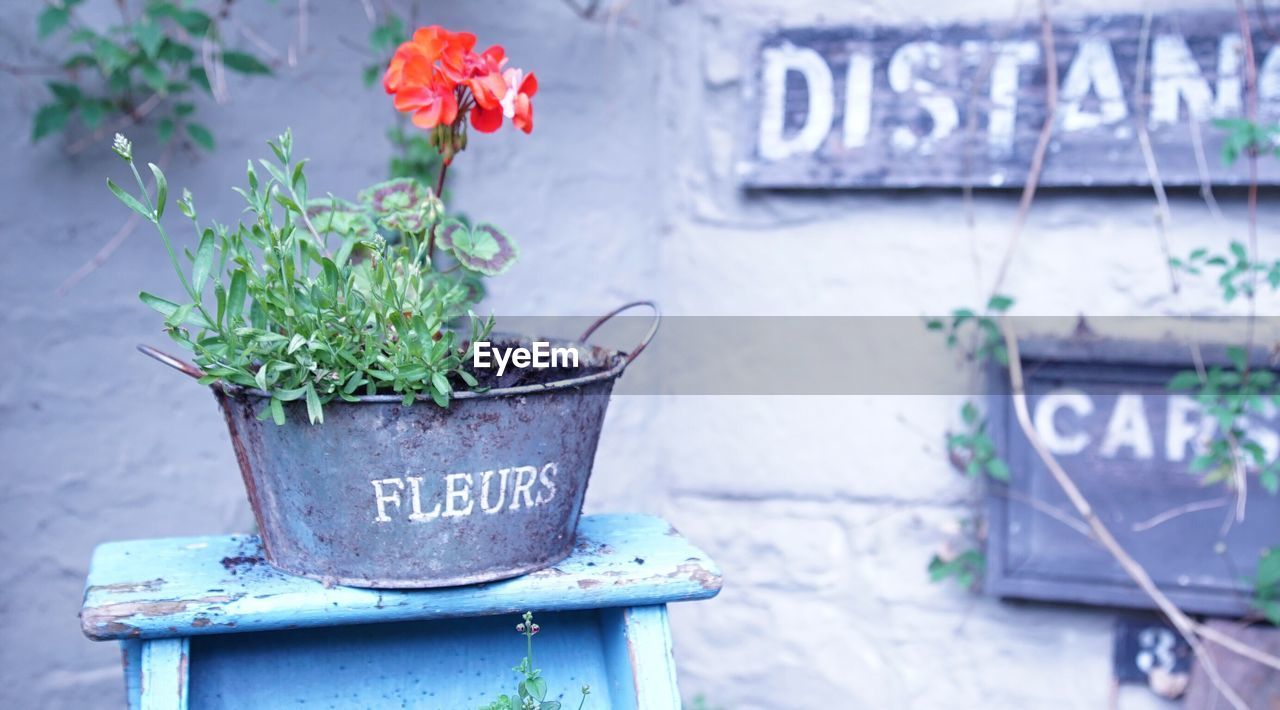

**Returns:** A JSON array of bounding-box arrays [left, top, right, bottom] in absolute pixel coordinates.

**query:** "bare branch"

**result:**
[[1131, 497, 1231, 532], [1003, 320, 1280, 708], [989, 0, 1058, 300], [1133, 8, 1179, 294]]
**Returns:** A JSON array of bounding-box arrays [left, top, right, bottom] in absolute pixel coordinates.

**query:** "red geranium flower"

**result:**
[[383, 25, 536, 152]]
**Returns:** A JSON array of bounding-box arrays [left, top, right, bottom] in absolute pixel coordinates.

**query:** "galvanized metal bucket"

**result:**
[[142, 302, 658, 588]]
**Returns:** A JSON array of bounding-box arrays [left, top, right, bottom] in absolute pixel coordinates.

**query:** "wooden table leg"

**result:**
[[139, 638, 189, 710], [601, 605, 681, 710]]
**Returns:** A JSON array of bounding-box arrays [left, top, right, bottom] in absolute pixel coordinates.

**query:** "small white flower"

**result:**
[[111, 133, 133, 161]]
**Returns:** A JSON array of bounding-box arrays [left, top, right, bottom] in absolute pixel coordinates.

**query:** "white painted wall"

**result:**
[[3, 1, 1277, 708]]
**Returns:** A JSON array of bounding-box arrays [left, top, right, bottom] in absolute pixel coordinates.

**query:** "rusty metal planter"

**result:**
[[146, 302, 657, 589]]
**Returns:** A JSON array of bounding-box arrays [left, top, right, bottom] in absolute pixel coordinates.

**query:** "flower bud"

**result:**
[[516, 623, 526, 633], [530, 623, 540, 634], [112, 133, 133, 161]]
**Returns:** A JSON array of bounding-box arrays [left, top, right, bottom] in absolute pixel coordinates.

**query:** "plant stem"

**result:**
[[426, 160, 449, 264]]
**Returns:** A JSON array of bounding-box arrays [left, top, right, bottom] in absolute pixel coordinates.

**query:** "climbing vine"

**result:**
[[31, 0, 277, 152]]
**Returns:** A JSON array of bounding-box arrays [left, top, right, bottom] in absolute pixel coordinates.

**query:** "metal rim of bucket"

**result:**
[[137, 300, 660, 402]]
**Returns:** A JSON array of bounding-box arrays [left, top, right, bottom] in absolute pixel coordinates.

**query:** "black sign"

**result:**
[[987, 339, 1279, 616], [1113, 614, 1191, 684], [741, 13, 1280, 188]]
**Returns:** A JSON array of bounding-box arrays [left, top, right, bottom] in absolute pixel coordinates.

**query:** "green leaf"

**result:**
[[226, 270, 247, 322], [186, 122, 214, 151], [156, 116, 175, 144], [1227, 346, 1248, 372], [148, 163, 168, 219], [269, 396, 285, 425], [525, 676, 547, 701], [192, 229, 215, 292], [140, 62, 169, 94], [133, 21, 165, 58], [986, 458, 1011, 482], [80, 100, 107, 130], [46, 81, 80, 104], [304, 383, 323, 424], [189, 65, 212, 94], [107, 179, 154, 220], [987, 294, 1015, 313], [1168, 370, 1203, 391], [139, 291, 211, 328], [32, 103, 70, 142], [221, 51, 272, 75], [37, 5, 69, 38]]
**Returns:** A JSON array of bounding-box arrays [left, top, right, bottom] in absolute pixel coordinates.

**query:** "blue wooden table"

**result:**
[[80, 514, 721, 709]]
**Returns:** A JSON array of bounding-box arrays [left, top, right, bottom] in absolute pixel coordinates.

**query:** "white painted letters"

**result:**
[[759, 42, 834, 160], [887, 41, 958, 153], [1033, 388, 1094, 455], [373, 463, 559, 523], [1059, 37, 1128, 131]]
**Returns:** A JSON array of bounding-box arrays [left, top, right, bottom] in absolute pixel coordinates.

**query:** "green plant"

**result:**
[[1254, 547, 1280, 625], [928, 547, 985, 590], [925, 293, 1016, 367], [1167, 348, 1280, 494], [947, 401, 1010, 482], [481, 612, 590, 710], [108, 129, 509, 423], [33, 0, 274, 150], [1169, 243, 1280, 303]]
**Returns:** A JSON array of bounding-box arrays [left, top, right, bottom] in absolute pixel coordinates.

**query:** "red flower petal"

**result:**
[[470, 103, 503, 133], [519, 72, 538, 98], [513, 94, 533, 134]]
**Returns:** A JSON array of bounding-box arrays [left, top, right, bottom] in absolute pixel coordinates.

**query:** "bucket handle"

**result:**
[[578, 300, 661, 367], [137, 343, 207, 381]]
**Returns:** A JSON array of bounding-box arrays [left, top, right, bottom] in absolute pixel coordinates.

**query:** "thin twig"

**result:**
[[1133, 7, 1179, 294], [1188, 116, 1225, 221], [999, 489, 1091, 537], [1130, 497, 1230, 532], [295, 0, 309, 67], [56, 213, 143, 296], [989, 0, 1058, 300], [1222, 429, 1249, 526]]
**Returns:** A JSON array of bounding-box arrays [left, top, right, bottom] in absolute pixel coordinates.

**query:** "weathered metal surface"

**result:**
[[740, 12, 1280, 188], [987, 338, 1280, 616], [80, 514, 722, 641], [215, 334, 631, 589]]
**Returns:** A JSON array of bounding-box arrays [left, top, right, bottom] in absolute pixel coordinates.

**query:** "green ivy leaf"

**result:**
[[32, 103, 70, 142], [133, 21, 165, 58], [186, 122, 215, 151], [987, 294, 1015, 313], [37, 5, 69, 38], [221, 50, 272, 76]]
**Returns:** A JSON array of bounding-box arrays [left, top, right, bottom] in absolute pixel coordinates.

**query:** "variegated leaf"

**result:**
[[357, 177, 429, 215]]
